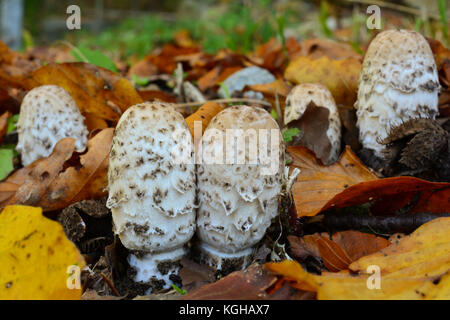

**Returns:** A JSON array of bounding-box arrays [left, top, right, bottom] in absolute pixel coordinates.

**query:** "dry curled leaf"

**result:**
[[0, 205, 85, 300], [0, 128, 113, 211]]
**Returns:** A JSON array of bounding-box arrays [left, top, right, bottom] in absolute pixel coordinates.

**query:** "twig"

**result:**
[[100, 272, 120, 296], [54, 40, 90, 63], [172, 98, 272, 109], [301, 212, 450, 234]]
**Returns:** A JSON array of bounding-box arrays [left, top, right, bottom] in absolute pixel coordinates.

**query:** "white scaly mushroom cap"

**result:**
[[16, 85, 88, 166], [197, 105, 284, 269], [284, 83, 342, 164], [355, 29, 440, 159], [106, 102, 196, 288]]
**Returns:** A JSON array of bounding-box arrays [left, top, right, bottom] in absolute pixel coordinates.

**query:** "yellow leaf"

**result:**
[[349, 217, 450, 275], [284, 55, 361, 107], [0, 205, 85, 300], [266, 218, 450, 300], [266, 260, 450, 300]]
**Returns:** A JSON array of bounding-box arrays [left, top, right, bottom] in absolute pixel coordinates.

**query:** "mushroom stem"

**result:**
[[128, 247, 187, 290], [196, 243, 254, 274]]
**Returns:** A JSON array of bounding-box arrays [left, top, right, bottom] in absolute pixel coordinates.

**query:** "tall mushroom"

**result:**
[[196, 105, 284, 274], [16, 85, 88, 166], [284, 83, 342, 165], [106, 102, 196, 291], [355, 29, 440, 162]]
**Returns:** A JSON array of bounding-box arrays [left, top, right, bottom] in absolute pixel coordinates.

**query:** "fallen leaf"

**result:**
[[0, 111, 10, 143], [244, 78, 292, 103], [0, 205, 85, 299], [83, 113, 108, 133], [289, 232, 390, 272], [148, 44, 199, 75], [284, 55, 361, 107], [299, 38, 363, 61], [265, 259, 450, 300], [23, 62, 143, 121], [127, 58, 158, 79], [185, 102, 223, 137], [29, 128, 114, 211], [137, 90, 176, 103], [179, 257, 216, 292], [349, 217, 450, 277], [182, 263, 276, 300], [289, 146, 450, 217], [0, 128, 113, 211], [289, 145, 378, 217]]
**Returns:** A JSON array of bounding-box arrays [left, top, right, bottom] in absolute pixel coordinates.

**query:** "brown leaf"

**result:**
[[317, 237, 353, 272], [36, 128, 114, 210], [23, 62, 143, 121], [289, 145, 378, 217], [0, 111, 10, 143], [3, 138, 77, 208], [179, 257, 216, 292], [148, 44, 200, 75], [127, 59, 158, 79], [137, 90, 176, 103], [0, 41, 38, 87], [289, 231, 390, 272], [182, 263, 276, 300], [0, 128, 113, 211]]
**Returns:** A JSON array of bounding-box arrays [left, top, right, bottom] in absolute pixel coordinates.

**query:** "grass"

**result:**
[[69, 1, 295, 60]]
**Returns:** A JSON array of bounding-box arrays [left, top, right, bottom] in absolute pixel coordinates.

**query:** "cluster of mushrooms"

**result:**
[[15, 29, 442, 292]]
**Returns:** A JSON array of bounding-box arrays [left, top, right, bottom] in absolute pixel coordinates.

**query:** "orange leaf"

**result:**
[[289, 145, 378, 217], [289, 231, 390, 272], [137, 90, 176, 103], [317, 237, 353, 272], [0, 111, 10, 143], [83, 113, 108, 133], [23, 62, 143, 121], [185, 102, 223, 137]]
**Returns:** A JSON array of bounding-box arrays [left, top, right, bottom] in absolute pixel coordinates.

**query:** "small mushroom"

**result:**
[[106, 102, 196, 291], [16, 85, 88, 166], [284, 83, 342, 165], [196, 105, 284, 274], [355, 29, 440, 162]]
